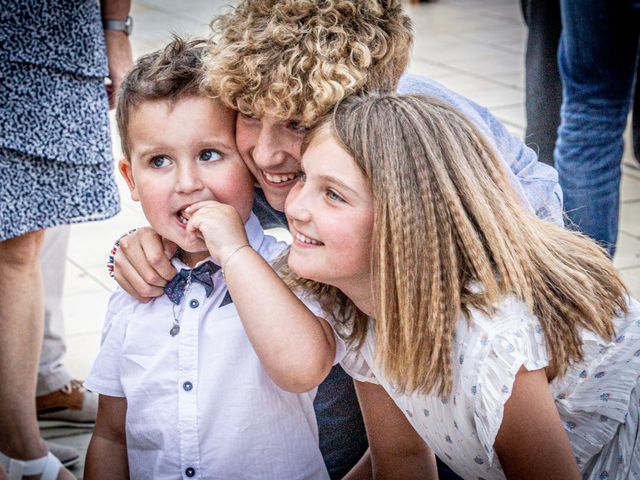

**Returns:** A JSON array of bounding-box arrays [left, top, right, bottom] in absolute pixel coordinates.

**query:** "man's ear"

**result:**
[[119, 158, 139, 201]]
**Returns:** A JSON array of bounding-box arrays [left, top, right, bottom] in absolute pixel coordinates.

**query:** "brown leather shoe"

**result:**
[[37, 380, 97, 428]]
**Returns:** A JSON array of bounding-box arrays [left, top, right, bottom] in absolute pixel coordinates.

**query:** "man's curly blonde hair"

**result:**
[[204, 0, 413, 124]]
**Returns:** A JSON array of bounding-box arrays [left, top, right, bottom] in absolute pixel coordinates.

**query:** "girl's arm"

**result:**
[[343, 449, 372, 480], [187, 201, 336, 392], [345, 381, 438, 480], [84, 395, 129, 479], [494, 367, 580, 480]]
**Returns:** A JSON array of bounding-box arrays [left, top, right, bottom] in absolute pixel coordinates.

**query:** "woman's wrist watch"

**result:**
[[102, 16, 133, 36]]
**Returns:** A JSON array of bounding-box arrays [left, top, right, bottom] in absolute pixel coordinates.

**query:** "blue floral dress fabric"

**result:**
[[338, 294, 640, 479], [0, 0, 120, 241]]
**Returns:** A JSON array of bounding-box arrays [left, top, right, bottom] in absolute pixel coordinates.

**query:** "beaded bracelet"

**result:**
[[106, 228, 139, 279]]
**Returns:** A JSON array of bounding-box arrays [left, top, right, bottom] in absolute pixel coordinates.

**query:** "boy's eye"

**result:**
[[200, 149, 222, 162], [151, 155, 171, 168], [287, 120, 308, 133], [299, 172, 307, 183]]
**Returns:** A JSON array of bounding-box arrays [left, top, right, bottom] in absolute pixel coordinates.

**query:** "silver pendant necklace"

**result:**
[[170, 271, 192, 337]]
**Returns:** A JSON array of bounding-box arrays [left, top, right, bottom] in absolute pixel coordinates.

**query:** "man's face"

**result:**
[[235, 112, 309, 212]]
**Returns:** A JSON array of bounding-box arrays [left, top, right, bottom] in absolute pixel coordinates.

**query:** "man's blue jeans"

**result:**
[[521, 0, 562, 168], [555, 0, 640, 256]]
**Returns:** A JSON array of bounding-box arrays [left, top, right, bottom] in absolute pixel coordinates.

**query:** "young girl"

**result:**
[[273, 94, 639, 479]]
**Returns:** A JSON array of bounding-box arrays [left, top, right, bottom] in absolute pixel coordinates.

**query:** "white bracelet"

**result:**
[[221, 244, 251, 272]]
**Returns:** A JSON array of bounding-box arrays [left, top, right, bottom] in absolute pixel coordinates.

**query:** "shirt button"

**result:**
[[183, 381, 193, 392], [189, 299, 199, 308], [185, 467, 195, 477]]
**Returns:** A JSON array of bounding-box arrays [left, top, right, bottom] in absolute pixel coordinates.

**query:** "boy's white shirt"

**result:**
[[85, 213, 341, 480]]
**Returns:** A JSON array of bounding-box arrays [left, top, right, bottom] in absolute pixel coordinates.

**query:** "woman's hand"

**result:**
[[101, 0, 133, 109], [494, 367, 581, 479], [113, 227, 177, 302], [103, 29, 133, 109], [184, 201, 249, 266]]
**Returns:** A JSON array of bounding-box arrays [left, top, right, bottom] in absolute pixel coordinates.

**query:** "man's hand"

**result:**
[[113, 227, 177, 302]]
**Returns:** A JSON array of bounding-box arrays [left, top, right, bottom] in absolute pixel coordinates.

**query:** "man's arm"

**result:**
[[397, 73, 564, 226], [344, 381, 437, 480], [84, 394, 129, 479]]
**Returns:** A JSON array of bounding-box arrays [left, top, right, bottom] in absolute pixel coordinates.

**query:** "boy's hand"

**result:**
[[184, 201, 249, 265], [114, 227, 177, 302]]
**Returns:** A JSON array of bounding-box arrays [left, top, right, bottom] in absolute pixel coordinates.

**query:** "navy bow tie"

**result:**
[[164, 261, 218, 305]]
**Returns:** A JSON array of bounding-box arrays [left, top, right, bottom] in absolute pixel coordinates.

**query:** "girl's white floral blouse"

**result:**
[[338, 295, 640, 479]]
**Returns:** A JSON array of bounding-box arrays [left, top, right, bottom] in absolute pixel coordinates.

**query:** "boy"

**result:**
[[84, 38, 339, 479]]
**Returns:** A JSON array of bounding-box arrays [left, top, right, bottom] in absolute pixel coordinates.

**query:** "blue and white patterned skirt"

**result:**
[[0, 60, 120, 241], [0, 148, 120, 241]]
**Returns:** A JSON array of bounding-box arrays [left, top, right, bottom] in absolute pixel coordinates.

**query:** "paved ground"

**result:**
[[46, 0, 640, 477]]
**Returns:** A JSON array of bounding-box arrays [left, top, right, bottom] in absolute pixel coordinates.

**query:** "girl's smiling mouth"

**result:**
[[293, 231, 324, 246]]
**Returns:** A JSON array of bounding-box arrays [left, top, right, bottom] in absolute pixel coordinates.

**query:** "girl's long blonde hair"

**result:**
[[285, 94, 627, 397]]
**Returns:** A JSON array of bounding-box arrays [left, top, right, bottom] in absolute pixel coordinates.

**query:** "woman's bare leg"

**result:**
[[0, 230, 47, 461], [0, 230, 76, 480]]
